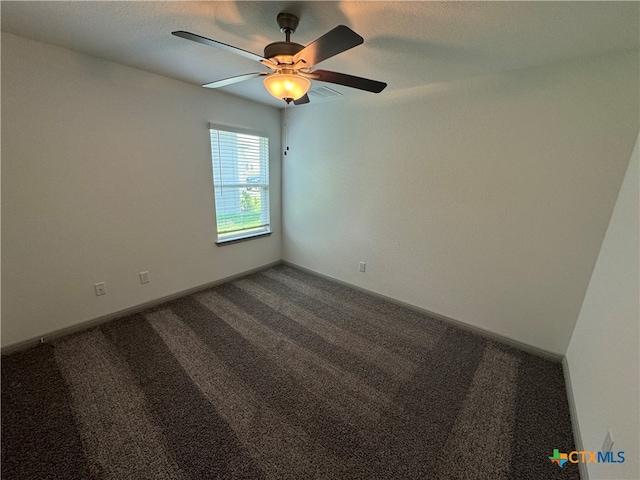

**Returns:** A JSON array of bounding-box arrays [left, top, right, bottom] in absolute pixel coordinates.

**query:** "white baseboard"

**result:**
[[4, 257, 566, 367], [562, 356, 589, 480], [282, 260, 564, 362], [1, 260, 282, 355]]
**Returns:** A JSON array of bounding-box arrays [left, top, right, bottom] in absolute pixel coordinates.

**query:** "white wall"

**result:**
[[565, 135, 639, 480], [282, 52, 639, 356], [1, 33, 281, 348]]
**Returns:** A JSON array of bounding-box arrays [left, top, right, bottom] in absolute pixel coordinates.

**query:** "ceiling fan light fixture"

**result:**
[[263, 73, 310, 101], [174, 12, 386, 105]]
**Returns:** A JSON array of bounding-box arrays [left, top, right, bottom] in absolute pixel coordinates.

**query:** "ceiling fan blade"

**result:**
[[203, 72, 267, 89], [311, 70, 387, 93], [172, 31, 265, 63], [293, 25, 363, 66], [293, 94, 310, 105]]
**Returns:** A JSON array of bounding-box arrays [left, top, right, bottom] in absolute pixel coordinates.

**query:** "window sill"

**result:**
[[215, 231, 272, 246]]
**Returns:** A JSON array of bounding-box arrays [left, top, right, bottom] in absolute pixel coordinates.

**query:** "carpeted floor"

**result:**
[[2, 264, 580, 479]]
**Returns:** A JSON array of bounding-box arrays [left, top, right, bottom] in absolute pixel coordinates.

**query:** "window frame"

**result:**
[[208, 123, 272, 245]]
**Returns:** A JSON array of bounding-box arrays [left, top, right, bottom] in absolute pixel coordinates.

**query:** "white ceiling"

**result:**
[[2, 1, 638, 109]]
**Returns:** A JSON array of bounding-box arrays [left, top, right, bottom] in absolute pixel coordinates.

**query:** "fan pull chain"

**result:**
[[284, 102, 290, 156]]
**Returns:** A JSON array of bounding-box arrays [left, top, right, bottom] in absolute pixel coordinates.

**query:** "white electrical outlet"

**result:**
[[602, 431, 614, 452], [359, 262, 366, 273], [139, 271, 150, 284], [94, 282, 106, 296]]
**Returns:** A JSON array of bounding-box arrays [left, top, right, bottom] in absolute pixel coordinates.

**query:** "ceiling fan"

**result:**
[[172, 13, 387, 105]]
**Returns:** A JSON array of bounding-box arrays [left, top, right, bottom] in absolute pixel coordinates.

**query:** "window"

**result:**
[[209, 124, 271, 244]]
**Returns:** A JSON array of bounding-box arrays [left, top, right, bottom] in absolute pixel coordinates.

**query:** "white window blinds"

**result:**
[[209, 125, 270, 243]]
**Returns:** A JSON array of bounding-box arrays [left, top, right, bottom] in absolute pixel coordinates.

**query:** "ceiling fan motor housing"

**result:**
[[266, 13, 304, 62], [264, 41, 304, 60]]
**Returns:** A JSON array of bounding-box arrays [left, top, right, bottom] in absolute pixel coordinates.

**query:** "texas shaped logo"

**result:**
[[549, 449, 568, 467]]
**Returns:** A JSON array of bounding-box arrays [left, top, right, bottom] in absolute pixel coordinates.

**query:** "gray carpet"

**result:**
[[2, 264, 580, 479]]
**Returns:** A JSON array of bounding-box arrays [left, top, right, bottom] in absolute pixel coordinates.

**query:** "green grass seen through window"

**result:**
[[217, 211, 263, 233]]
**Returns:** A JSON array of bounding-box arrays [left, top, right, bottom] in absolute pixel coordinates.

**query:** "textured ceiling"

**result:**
[[2, 1, 638, 109]]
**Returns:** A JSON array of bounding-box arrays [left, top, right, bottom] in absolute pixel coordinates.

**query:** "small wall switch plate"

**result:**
[[359, 262, 366, 273], [94, 282, 106, 296], [139, 271, 150, 284], [602, 431, 614, 452]]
